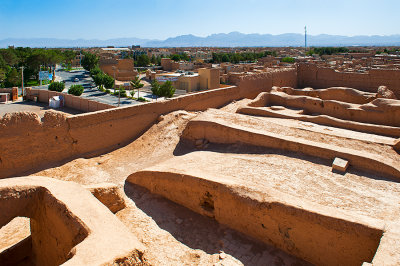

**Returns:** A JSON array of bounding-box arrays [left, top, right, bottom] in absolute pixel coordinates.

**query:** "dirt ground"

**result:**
[[18, 98, 400, 265]]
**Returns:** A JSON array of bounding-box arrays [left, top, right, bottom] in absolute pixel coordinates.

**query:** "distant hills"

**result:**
[[2, 32, 400, 48]]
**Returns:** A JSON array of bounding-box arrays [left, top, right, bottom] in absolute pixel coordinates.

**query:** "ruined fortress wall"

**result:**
[[0, 112, 76, 179], [237, 68, 297, 99], [298, 64, 400, 98], [0, 69, 298, 178], [266, 92, 400, 127], [0, 86, 240, 178]]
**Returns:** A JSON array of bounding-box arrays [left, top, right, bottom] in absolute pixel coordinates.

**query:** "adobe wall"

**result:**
[[281, 87, 377, 104], [1, 68, 298, 179], [127, 170, 383, 266], [26, 88, 114, 112], [235, 68, 297, 99], [0, 88, 18, 101], [298, 63, 400, 98], [1, 86, 239, 178], [262, 92, 400, 127], [183, 113, 400, 180], [0, 176, 146, 265]]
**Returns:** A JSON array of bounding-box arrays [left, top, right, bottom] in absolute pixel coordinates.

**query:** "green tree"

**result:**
[[102, 74, 114, 89], [0, 68, 6, 86], [81, 52, 99, 71], [130, 76, 144, 98], [281, 57, 295, 63], [153, 81, 175, 98], [150, 55, 157, 64], [63, 50, 77, 66], [0, 48, 19, 66], [48, 81, 65, 92], [151, 80, 161, 98], [170, 54, 181, 62], [4, 68, 21, 87], [92, 72, 114, 89], [68, 84, 84, 96], [221, 54, 230, 62], [136, 54, 150, 67], [90, 65, 102, 77]]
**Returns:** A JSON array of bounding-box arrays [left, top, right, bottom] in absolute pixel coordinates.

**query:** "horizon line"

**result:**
[[2, 32, 400, 42]]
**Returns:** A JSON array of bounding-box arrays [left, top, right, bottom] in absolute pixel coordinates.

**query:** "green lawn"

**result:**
[[26, 80, 50, 86]]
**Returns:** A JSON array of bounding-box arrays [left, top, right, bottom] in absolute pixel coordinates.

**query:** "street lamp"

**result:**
[[20, 66, 24, 97]]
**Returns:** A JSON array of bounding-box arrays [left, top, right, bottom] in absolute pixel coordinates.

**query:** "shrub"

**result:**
[[90, 65, 102, 77], [151, 80, 175, 98], [48, 81, 65, 92], [151, 80, 160, 96], [103, 74, 114, 89], [113, 87, 127, 97], [68, 84, 84, 96], [159, 81, 175, 98], [281, 57, 295, 63], [105, 89, 111, 94], [93, 72, 104, 87], [98, 84, 105, 92], [137, 97, 147, 102]]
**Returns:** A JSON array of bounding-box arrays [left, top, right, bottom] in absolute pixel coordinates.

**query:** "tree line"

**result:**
[[211, 50, 277, 64], [80, 52, 115, 89], [0, 47, 77, 88], [306, 47, 350, 56]]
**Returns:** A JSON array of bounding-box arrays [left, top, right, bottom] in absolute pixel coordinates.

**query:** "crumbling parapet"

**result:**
[[0, 176, 147, 266]]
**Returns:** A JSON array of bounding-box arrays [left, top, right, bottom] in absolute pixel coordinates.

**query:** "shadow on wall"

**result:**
[[123, 182, 309, 265]]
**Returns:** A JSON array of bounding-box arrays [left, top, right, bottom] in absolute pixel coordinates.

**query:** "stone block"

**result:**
[[332, 157, 349, 172], [394, 139, 400, 153]]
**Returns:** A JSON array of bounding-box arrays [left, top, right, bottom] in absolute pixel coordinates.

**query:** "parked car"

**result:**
[[74, 78, 79, 82]]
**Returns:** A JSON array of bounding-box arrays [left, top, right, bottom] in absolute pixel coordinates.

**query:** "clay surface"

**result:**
[[0, 176, 147, 265], [2, 66, 400, 265]]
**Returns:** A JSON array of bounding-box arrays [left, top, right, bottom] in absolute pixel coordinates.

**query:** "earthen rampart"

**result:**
[[251, 91, 400, 127], [1, 85, 243, 178], [0, 68, 325, 179], [297, 63, 400, 98], [127, 170, 383, 266], [0, 176, 146, 265], [234, 68, 297, 98]]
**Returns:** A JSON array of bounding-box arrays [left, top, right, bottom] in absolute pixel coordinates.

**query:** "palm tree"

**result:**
[[130, 76, 144, 99]]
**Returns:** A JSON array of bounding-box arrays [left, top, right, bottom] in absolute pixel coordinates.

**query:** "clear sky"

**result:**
[[1, 0, 399, 40]]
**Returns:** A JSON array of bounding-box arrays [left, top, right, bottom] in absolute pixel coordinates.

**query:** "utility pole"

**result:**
[[305, 26, 307, 55], [39, 65, 42, 86], [113, 66, 120, 107], [20, 66, 24, 97]]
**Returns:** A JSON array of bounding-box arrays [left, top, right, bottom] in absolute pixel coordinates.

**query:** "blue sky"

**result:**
[[1, 0, 399, 40]]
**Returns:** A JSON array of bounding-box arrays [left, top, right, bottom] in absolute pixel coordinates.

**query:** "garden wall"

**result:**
[[25, 88, 114, 112], [0, 88, 18, 101]]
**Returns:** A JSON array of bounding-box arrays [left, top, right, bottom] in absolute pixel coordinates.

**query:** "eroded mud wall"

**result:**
[[1, 68, 299, 179], [236, 68, 297, 99], [1, 86, 241, 178], [298, 64, 400, 98]]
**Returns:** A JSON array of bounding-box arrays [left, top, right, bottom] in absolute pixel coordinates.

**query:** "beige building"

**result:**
[[161, 58, 194, 72], [153, 68, 220, 92], [99, 52, 137, 82]]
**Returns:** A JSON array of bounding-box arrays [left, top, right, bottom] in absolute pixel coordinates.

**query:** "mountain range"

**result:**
[[2, 32, 400, 48]]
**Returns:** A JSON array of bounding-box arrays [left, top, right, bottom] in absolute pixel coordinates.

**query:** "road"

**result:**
[[30, 68, 189, 107]]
